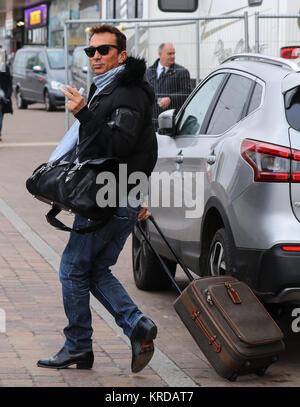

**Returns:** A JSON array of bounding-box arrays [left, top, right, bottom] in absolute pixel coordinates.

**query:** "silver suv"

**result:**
[[132, 53, 300, 304]]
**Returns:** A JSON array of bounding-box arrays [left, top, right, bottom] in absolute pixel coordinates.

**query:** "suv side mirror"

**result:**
[[33, 65, 45, 73], [158, 109, 176, 136]]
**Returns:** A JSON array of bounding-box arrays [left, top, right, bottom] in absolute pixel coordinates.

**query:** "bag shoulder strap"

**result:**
[[46, 207, 110, 234]]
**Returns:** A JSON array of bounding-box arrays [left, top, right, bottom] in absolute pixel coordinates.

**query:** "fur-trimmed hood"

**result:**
[[116, 56, 155, 103]]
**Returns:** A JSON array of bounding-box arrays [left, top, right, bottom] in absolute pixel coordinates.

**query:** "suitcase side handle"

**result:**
[[191, 310, 222, 353]]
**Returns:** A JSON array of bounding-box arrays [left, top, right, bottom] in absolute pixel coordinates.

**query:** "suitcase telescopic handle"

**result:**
[[148, 215, 194, 282], [136, 214, 194, 295], [136, 223, 182, 295]]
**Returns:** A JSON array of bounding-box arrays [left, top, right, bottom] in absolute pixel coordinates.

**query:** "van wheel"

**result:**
[[208, 228, 233, 276], [44, 90, 56, 112], [132, 221, 176, 291], [16, 89, 27, 109]]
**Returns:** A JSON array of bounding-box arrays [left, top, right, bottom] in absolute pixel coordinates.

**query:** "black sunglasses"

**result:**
[[83, 44, 120, 57]]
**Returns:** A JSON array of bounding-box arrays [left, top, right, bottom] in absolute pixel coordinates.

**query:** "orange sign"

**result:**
[[30, 10, 41, 26]]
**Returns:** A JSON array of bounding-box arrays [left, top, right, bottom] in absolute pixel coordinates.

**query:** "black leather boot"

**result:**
[[37, 347, 94, 369], [130, 316, 157, 373]]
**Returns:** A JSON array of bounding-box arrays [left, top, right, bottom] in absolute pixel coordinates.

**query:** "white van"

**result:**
[[104, 0, 300, 80]]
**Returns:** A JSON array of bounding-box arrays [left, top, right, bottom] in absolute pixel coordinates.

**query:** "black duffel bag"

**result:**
[[26, 136, 119, 234]]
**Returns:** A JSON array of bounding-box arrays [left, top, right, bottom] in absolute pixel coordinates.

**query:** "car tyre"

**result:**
[[208, 228, 233, 276], [44, 90, 56, 112], [16, 88, 28, 109], [132, 221, 176, 290]]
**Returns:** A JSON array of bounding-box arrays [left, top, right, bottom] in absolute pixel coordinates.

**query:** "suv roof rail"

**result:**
[[222, 53, 300, 72]]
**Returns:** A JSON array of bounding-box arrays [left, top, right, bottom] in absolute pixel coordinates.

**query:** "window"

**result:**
[[248, 83, 263, 114], [177, 74, 225, 135], [127, 0, 143, 18], [46, 49, 65, 69], [25, 52, 37, 70], [13, 51, 27, 74], [37, 52, 46, 71], [106, 0, 121, 19], [159, 0, 198, 12], [285, 86, 300, 131], [248, 0, 263, 6], [73, 48, 87, 70], [206, 74, 253, 135]]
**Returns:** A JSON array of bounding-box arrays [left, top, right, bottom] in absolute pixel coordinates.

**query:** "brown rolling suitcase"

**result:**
[[137, 216, 285, 381]]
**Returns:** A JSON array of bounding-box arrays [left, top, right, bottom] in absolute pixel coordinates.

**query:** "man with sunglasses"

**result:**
[[37, 24, 158, 374]]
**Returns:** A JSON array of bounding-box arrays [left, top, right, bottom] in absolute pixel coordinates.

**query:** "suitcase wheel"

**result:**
[[228, 372, 238, 382], [243, 360, 251, 368], [256, 366, 267, 377]]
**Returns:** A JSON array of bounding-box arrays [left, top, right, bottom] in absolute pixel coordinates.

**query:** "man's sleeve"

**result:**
[[74, 103, 143, 158]]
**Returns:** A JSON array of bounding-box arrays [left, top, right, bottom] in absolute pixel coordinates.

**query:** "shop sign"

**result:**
[[24, 4, 48, 29], [5, 10, 14, 30]]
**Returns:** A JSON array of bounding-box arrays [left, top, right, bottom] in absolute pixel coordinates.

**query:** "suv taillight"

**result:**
[[281, 47, 300, 59], [241, 139, 300, 182]]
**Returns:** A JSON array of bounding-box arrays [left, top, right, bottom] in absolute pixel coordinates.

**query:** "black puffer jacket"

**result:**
[[75, 56, 157, 179]]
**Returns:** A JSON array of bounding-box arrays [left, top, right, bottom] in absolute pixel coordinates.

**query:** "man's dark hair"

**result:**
[[89, 24, 127, 51]]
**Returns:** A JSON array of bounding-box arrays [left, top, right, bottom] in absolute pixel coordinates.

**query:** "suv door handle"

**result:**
[[207, 155, 216, 165]]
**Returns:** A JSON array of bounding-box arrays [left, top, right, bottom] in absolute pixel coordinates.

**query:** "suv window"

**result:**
[[285, 85, 300, 131], [206, 74, 253, 135], [177, 73, 225, 135], [26, 52, 37, 70], [248, 83, 263, 114]]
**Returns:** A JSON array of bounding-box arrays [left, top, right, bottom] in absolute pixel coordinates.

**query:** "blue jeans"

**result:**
[[59, 204, 144, 352]]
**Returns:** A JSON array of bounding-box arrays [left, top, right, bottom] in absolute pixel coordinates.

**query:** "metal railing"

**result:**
[[255, 13, 300, 54], [63, 14, 250, 130]]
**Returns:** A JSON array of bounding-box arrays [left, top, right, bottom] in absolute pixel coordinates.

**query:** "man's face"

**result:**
[[159, 44, 175, 67], [88, 32, 127, 75]]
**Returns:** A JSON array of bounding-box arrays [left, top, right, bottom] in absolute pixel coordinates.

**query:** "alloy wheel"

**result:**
[[209, 241, 226, 276]]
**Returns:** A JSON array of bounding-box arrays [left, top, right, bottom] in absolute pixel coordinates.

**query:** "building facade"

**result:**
[[0, 0, 146, 54]]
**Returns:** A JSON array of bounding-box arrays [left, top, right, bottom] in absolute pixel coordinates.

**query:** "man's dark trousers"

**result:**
[[59, 204, 143, 352]]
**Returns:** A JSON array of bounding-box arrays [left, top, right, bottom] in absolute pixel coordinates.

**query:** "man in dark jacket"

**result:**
[[0, 61, 13, 141], [146, 43, 191, 130], [37, 24, 158, 374]]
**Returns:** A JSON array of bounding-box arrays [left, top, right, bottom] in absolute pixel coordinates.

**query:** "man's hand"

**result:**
[[158, 97, 171, 109], [61, 85, 86, 115], [138, 205, 151, 221]]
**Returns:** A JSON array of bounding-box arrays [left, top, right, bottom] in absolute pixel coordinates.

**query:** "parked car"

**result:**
[[132, 53, 300, 305], [12, 47, 67, 111], [71, 46, 89, 97]]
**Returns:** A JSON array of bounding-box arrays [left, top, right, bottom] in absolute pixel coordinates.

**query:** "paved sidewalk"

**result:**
[[0, 211, 168, 387]]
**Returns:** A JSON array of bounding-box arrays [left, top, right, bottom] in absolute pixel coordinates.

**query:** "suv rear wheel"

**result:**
[[16, 89, 28, 109], [132, 221, 176, 290], [208, 228, 233, 276]]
